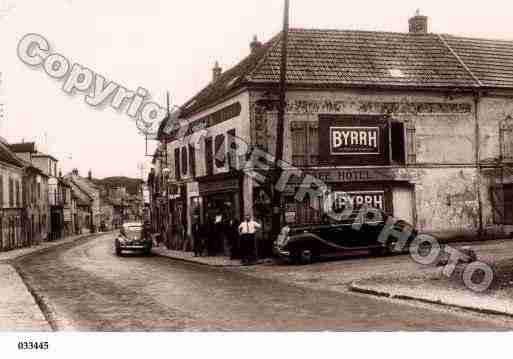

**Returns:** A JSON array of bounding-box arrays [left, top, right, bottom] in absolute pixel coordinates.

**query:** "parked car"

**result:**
[[273, 210, 417, 264], [115, 222, 152, 256]]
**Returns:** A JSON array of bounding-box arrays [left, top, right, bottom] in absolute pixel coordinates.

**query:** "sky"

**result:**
[[0, 0, 512, 179]]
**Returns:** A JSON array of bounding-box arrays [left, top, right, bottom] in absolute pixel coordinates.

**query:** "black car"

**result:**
[[273, 210, 417, 264], [115, 222, 153, 256]]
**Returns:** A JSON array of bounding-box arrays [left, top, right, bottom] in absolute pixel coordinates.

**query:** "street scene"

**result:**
[[1, 1, 513, 356]]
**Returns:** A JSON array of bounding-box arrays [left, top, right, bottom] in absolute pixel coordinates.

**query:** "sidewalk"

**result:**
[[0, 232, 103, 331], [0, 264, 51, 331], [0, 232, 103, 263], [151, 245, 270, 267], [350, 252, 513, 318]]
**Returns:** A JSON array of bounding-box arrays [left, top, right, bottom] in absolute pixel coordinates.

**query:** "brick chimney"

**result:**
[[250, 35, 262, 53], [409, 9, 428, 34], [88, 169, 92, 180], [212, 61, 222, 82]]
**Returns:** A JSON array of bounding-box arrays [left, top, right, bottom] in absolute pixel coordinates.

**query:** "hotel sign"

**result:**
[[330, 127, 380, 155]]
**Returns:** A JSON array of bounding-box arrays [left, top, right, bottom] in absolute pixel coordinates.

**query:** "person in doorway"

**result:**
[[238, 214, 261, 265]]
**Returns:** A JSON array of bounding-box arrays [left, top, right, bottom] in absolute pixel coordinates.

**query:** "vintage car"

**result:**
[[273, 210, 417, 264], [115, 222, 152, 256]]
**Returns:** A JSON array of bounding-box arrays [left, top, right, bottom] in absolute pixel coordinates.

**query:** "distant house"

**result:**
[[0, 139, 26, 250], [65, 170, 101, 232]]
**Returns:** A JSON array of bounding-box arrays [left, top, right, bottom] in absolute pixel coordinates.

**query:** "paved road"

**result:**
[[13, 233, 513, 331]]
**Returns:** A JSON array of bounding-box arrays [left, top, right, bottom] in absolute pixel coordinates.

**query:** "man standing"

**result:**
[[238, 214, 261, 265]]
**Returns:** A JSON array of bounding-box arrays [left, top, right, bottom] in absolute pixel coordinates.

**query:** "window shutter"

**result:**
[[308, 122, 319, 166], [9, 178, 13, 208], [490, 185, 505, 224], [188, 144, 196, 179], [174, 148, 181, 181], [291, 122, 307, 166], [181, 147, 188, 177], [205, 137, 213, 176], [405, 121, 417, 164], [0, 175, 3, 207], [500, 122, 513, 160]]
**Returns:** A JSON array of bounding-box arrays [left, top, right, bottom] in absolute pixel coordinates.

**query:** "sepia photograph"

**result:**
[[1, 0, 513, 357]]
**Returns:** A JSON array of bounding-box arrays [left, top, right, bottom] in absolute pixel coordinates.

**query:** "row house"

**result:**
[[153, 12, 513, 256], [0, 139, 27, 251], [65, 170, 101, 233]]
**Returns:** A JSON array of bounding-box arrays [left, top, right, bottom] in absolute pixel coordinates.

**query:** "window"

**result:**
[[214, 134, 226, 169], [391, 121, 406, 165], [227, 129, 238, 170], [0, 175, 3, 207]]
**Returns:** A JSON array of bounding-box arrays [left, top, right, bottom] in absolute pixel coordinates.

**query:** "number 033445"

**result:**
[[17, 341, 49, 350]]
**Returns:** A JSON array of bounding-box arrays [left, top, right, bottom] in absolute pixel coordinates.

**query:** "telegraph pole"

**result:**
[[271, 0, 290, 238]]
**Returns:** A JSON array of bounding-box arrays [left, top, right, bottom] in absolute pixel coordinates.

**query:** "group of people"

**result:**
[[192, 214, 262, 265]]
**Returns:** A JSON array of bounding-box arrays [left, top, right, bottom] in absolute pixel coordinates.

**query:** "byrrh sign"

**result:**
[[319, 114, 389, 165], [330, 126, 380, 155]]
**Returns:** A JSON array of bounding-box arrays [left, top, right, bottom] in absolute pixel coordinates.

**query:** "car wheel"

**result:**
[[291, 247, 314, 265], [115, 247, 122, 256]]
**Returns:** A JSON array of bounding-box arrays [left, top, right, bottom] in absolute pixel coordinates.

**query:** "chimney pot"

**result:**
[[409, 10, 428, 34], [212, 61, 222, 82]]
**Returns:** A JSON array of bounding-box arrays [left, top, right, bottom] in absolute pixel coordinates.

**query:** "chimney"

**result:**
[[212, 61, 222, 82], [409, 9, 428, 34], [250, 35, 262, 53], [88, 169, 92, 180]]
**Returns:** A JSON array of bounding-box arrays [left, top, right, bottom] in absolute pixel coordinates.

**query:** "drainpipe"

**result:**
[[474, 90, 484, 238]]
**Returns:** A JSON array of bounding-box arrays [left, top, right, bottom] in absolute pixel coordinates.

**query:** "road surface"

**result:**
[[13, 233, 513, 331]]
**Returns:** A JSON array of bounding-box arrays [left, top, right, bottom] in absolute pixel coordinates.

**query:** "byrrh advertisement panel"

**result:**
[[319, 114, 390, 165]]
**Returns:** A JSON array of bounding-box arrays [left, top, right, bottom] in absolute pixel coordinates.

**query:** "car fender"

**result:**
[[286, 232, 351, 252]]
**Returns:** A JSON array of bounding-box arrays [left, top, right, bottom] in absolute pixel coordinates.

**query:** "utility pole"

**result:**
[[271, 0, 290, 239]]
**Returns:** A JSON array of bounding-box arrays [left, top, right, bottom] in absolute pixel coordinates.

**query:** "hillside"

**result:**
[[93, 177, 144, 195]]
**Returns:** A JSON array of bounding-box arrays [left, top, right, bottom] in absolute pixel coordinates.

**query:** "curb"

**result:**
[[349, 282, 513, 319], [151, 247, 273, 268], [2, 232, 109, 264]]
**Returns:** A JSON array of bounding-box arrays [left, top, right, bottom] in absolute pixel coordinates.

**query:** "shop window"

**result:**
[[205, 137, 213, 176], [181, 146, 188, 177], [214, 134, 226, 169], [174, 148, 181, 181]]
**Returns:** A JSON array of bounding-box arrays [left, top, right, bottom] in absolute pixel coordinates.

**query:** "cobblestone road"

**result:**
[[13, 233, 513, 331]]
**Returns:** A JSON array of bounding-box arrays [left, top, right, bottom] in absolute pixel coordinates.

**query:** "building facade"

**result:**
[[152, 13, 513, 256]]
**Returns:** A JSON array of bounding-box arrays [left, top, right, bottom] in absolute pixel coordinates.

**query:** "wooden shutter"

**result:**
[[205, 137, 213, 176], [181, 147, 188, 177], [214, 134, 226, 169], [188, 144, 196, 179], [291, 122, 307, 166], [9, 178, 13, 208], [405, 121, 417, 164], [308, 122, 319, 166], [0, 175, 3, 207], [174, 148, 181, 181], [490, 185, 505, 224], [500, 122, 513, 160]]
